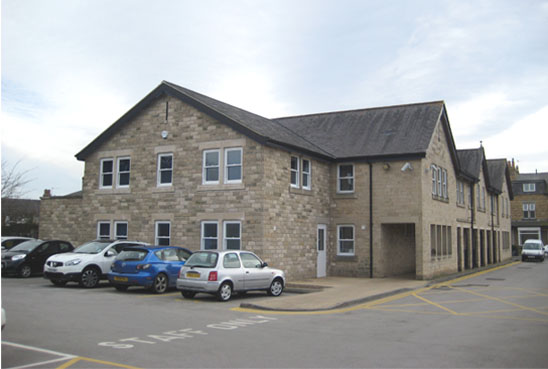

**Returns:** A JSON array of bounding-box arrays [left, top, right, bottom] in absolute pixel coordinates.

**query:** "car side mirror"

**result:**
[[262, 262, 268, 268], [105, 250, 116, 257]]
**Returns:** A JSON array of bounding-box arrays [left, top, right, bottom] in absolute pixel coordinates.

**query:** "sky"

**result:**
[[2, 0, 548, 199]]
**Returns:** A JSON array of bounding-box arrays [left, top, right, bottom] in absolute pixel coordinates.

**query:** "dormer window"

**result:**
[[523, 183, 536, 192]]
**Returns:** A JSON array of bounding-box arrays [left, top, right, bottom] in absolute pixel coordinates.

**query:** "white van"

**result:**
[[521, 240, 545, 262]]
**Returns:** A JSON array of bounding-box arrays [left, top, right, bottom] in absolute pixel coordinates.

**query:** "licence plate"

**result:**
[[527, 255, 536, 258], [114, 276, 128, 282], [46, 267, 57, 272], [186, 272, 200, 279]]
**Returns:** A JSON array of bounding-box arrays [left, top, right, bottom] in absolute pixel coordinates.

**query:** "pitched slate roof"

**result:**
[[76, 81, 332, 161], [77, 81, 450, 162], [274, 102, 445, 159], [457, 148, 484, 178]]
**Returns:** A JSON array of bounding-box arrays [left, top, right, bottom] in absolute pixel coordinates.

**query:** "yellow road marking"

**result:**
[[412, 292, 459, 315], [138, 292, 180, 298], [232, 261, 521, 315], [56, 356, 143, 369], [453, 286, 548, 317]]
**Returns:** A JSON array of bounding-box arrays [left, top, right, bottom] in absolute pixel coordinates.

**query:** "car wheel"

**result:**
[[18, 264, 32, 278], [114, 284, 128, 291], [80, 267, 100, 288], [217, 282, 232, 301], [50, 280, 67, 287], [181, 290, 196, 299], [267, 278, 284, 296], [151, 273, 168, 294]]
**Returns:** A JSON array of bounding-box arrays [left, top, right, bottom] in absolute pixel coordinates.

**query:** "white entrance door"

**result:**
[[317, 224, 327, 278]]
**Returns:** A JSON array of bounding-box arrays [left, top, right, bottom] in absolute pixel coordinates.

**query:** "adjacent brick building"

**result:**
[[40, 81, 513, 280], [509, 162, 548, 246]]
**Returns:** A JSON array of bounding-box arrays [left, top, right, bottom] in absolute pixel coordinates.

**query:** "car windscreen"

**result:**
[[74, 241, 111, 254], [184, 252, 219, 268], [523, 243, 542, 250], [116, 249, 148, 261], [9, 239, 43, 252]]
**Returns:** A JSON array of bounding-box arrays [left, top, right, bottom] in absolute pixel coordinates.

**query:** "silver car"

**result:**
[[176, 250, 285, 301]]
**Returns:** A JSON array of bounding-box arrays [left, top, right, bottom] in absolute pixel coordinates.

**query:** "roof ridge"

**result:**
[[162, 81, 335, 158], [274, 100, 445, 121]]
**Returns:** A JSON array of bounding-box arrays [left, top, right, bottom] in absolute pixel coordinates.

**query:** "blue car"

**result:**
[[108, 246, 192, 294]]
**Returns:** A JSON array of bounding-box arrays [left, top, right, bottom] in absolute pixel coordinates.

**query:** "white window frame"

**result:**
[[290, 156, 300, 188], [223, 221, 241, 250], [337, 164, 354, 193], [116, 157, 131, 188], [437, 167, 442, 196], [523, 183, 536, 192], [155, 221, 171, 246], [431, 165, 437, 195], [224, 148, 242, 184], [97, 221, 111, 240], [456, 180, 465, 205], [442, 169, 447, 199], [203, 150, 220, 185], [523, 202, 536, 219], [157, 153, 173, 187], [201, 221, 219, 250], [337, 225, 355, 256], [99, 158, 114, 189], [302, 159, 311, 190], [114, 221, 128, 240]]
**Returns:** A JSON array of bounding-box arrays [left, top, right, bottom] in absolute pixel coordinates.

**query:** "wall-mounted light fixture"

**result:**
[[401, 162, 413, 172], [383, 163, 391, 170]]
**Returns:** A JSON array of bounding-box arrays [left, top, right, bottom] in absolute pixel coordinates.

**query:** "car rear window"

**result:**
[[185, 252, 218, 268], [116, 249, 148, 261]]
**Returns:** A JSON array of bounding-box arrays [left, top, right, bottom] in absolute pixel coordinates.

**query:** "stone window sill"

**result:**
[[289, 186, 312, 196], [197, 183, 245, 192]]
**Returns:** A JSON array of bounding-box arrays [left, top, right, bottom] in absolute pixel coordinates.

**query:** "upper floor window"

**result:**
[[523, 202, 536, 219], [456, 180, 465, 205], [224, 148, 242, 183], [157, 153, 173, 186], [523, 183, 536, 192], [302, 159, 311, 190], [155, 221, 171, 245], [117, 158, 131, 188], [203, 150, 220, 184], [431, 165, 448, 200], [290, 156, 299, 188], [100, 159, 114, 188], [338, 164, 354, 193]]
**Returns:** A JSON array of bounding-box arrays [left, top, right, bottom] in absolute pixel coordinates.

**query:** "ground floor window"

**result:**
[[502, 232, 510, 249], [224, 221, 241, 250], [115, 221, 128, 240], [431, 224, 452, 258], [337, 225, 355, 255], [155, 221, 171, 246], [518, 227, 540, 245], [97, 222, 110, 240], [202, 221, 218, 250]]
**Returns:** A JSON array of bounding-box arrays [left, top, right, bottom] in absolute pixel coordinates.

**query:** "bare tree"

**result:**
[[1, 160, 33, 199]]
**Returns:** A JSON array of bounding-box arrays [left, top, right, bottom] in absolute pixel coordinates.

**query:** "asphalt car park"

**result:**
[[2, 261, 548, 368]]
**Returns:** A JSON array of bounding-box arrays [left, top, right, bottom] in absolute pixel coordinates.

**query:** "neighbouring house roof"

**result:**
[[513, 172, 548, 183]]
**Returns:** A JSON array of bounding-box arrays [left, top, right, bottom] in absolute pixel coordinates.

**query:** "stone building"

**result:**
[[508, 162, 548, 246], [40, 81, 513, 280]]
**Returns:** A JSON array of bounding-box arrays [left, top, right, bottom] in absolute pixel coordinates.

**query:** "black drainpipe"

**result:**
[[470, 183, 475, 268], [369, 162, 374, 278]]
